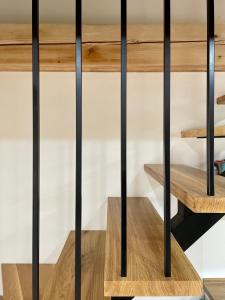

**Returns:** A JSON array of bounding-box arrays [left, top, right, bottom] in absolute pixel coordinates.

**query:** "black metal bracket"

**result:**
[[171, 200, 224, 251]]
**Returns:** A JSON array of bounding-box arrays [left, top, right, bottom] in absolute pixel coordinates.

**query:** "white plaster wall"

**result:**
[[0, 72, 225, 298], [1, 0, 225, 23]]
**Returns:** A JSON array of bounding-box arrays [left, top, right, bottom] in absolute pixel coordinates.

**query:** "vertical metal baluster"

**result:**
[[75, 0, 82, 299], [32, 0, 40, 299], [163, 0, 171, 277], [207, 0, 215, 196], [121, 0, 127, 278]]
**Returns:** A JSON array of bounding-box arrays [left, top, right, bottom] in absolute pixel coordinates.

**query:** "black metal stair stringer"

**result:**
[[171, 200, 224, 251]]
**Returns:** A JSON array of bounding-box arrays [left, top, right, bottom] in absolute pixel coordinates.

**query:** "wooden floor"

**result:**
[[204, 279, 225, 300], [181, 125, 225, 138], [145, 164, 225, 213], [2, 231, 108, 300], [104, 197, 202, 297]]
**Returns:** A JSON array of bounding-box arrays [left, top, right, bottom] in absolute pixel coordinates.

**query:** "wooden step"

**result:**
[[145, 164, 225, 213], [43, 230, 108, 300], [104, 197, 202, 297], [2, 264, 54, 299], [217, 95, 225, 105], [2, 264, 23, 299], [181, 125, 225, 138], [204, 278, 225, 300]]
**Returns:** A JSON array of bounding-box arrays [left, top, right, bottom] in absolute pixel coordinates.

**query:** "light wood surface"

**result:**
[[1, 23, 225, 71], [104, 197, 202, 297], [217, 95, 225, 105], [145, 164, 225, 213], [2, 23, 225, 45], [43, 231, 108, 300], [181, 125, 225, 138], [204, 278, 225, 300], [2, 264, 54, 300], [2, 264, 23, 299]]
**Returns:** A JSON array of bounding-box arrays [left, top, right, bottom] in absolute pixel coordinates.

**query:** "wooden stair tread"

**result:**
[[2, 264, 23, 299], [2, 264, 54, 299], [43, 230, 108, 300], [217, 95, 225, 105], [104, 197, 202, 297], [181, 125, 225, 138], [204, 278, 225, 300], [145, 164, 225, 213]]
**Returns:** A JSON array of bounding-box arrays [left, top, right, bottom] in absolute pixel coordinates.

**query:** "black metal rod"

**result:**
[[121, 0, 127, 278], [75, 0, 82, 299], [32, 0, 40, 299], [163, 0, 171, 277], [207, 0, 215, 196]]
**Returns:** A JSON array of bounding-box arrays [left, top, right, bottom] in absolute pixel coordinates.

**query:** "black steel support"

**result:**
[[121, 0, 127, 278], [207, 0, 215, 196], [75, 0, 82, 299], [163, 0, 171, 277], [32, 0, 40, 299], [172, 200, 224, 251]]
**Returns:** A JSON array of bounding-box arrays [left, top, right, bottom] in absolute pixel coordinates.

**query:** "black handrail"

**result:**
[[163, 0, 171, 277], [75, 0, 82, 299], [121, 0, 127, 278], [32, 0, 40, 299], [207, 0, 215, 196]]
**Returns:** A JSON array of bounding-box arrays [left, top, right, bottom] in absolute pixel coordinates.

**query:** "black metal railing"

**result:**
[[121, 0, 127, 278], [207, 0, 215, 196], [75, 0, 83, 299], [163, 0, 171, 277], [30, 1, 216, 297], [32, 0, 40, 298]]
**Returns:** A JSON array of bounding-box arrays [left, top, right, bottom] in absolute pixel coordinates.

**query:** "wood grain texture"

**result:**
[[104, 197, 202, 297], [1, 42, 225, 72], [2, 264, 54, 300], [43, 231, 108, 300], [1, 24, 225, 45], [181, 125, 225, 138], [1, 23, 225, 71], [145, 164, 225, 213], [204, 278, 225, 300], [217, 95, 225, 105], [2, 264, 23, 299]]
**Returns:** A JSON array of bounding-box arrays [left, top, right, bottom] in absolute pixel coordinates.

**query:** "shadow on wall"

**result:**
[[1, 72, 225, 276]]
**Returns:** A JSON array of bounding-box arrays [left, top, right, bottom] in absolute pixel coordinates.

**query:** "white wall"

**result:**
[[0, 72, 225, 298], [1, 0, 225, 23]]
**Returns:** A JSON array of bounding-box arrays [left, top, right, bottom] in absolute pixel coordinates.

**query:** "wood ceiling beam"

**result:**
[[1, 23, 225, 72]]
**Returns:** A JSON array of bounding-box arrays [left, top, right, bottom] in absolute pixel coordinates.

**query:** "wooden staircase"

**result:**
[[104, 197, 202, 297], [181, 95, 225, 138], [2, 231, 108, 300], [1, 197, 204, 299], [144, 164, 225, 213], [2, 264, 54, 299]]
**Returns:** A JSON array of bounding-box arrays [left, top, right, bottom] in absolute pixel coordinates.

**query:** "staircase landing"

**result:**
[[104, 197, 202, 297]]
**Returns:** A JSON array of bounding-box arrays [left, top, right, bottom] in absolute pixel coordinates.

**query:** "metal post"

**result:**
[[163, 0, 171, 277], [207, 0, 215, 196], [32, 0, 40, 298], [121, 0, 127, 278], [75, 0, 82, 299]]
